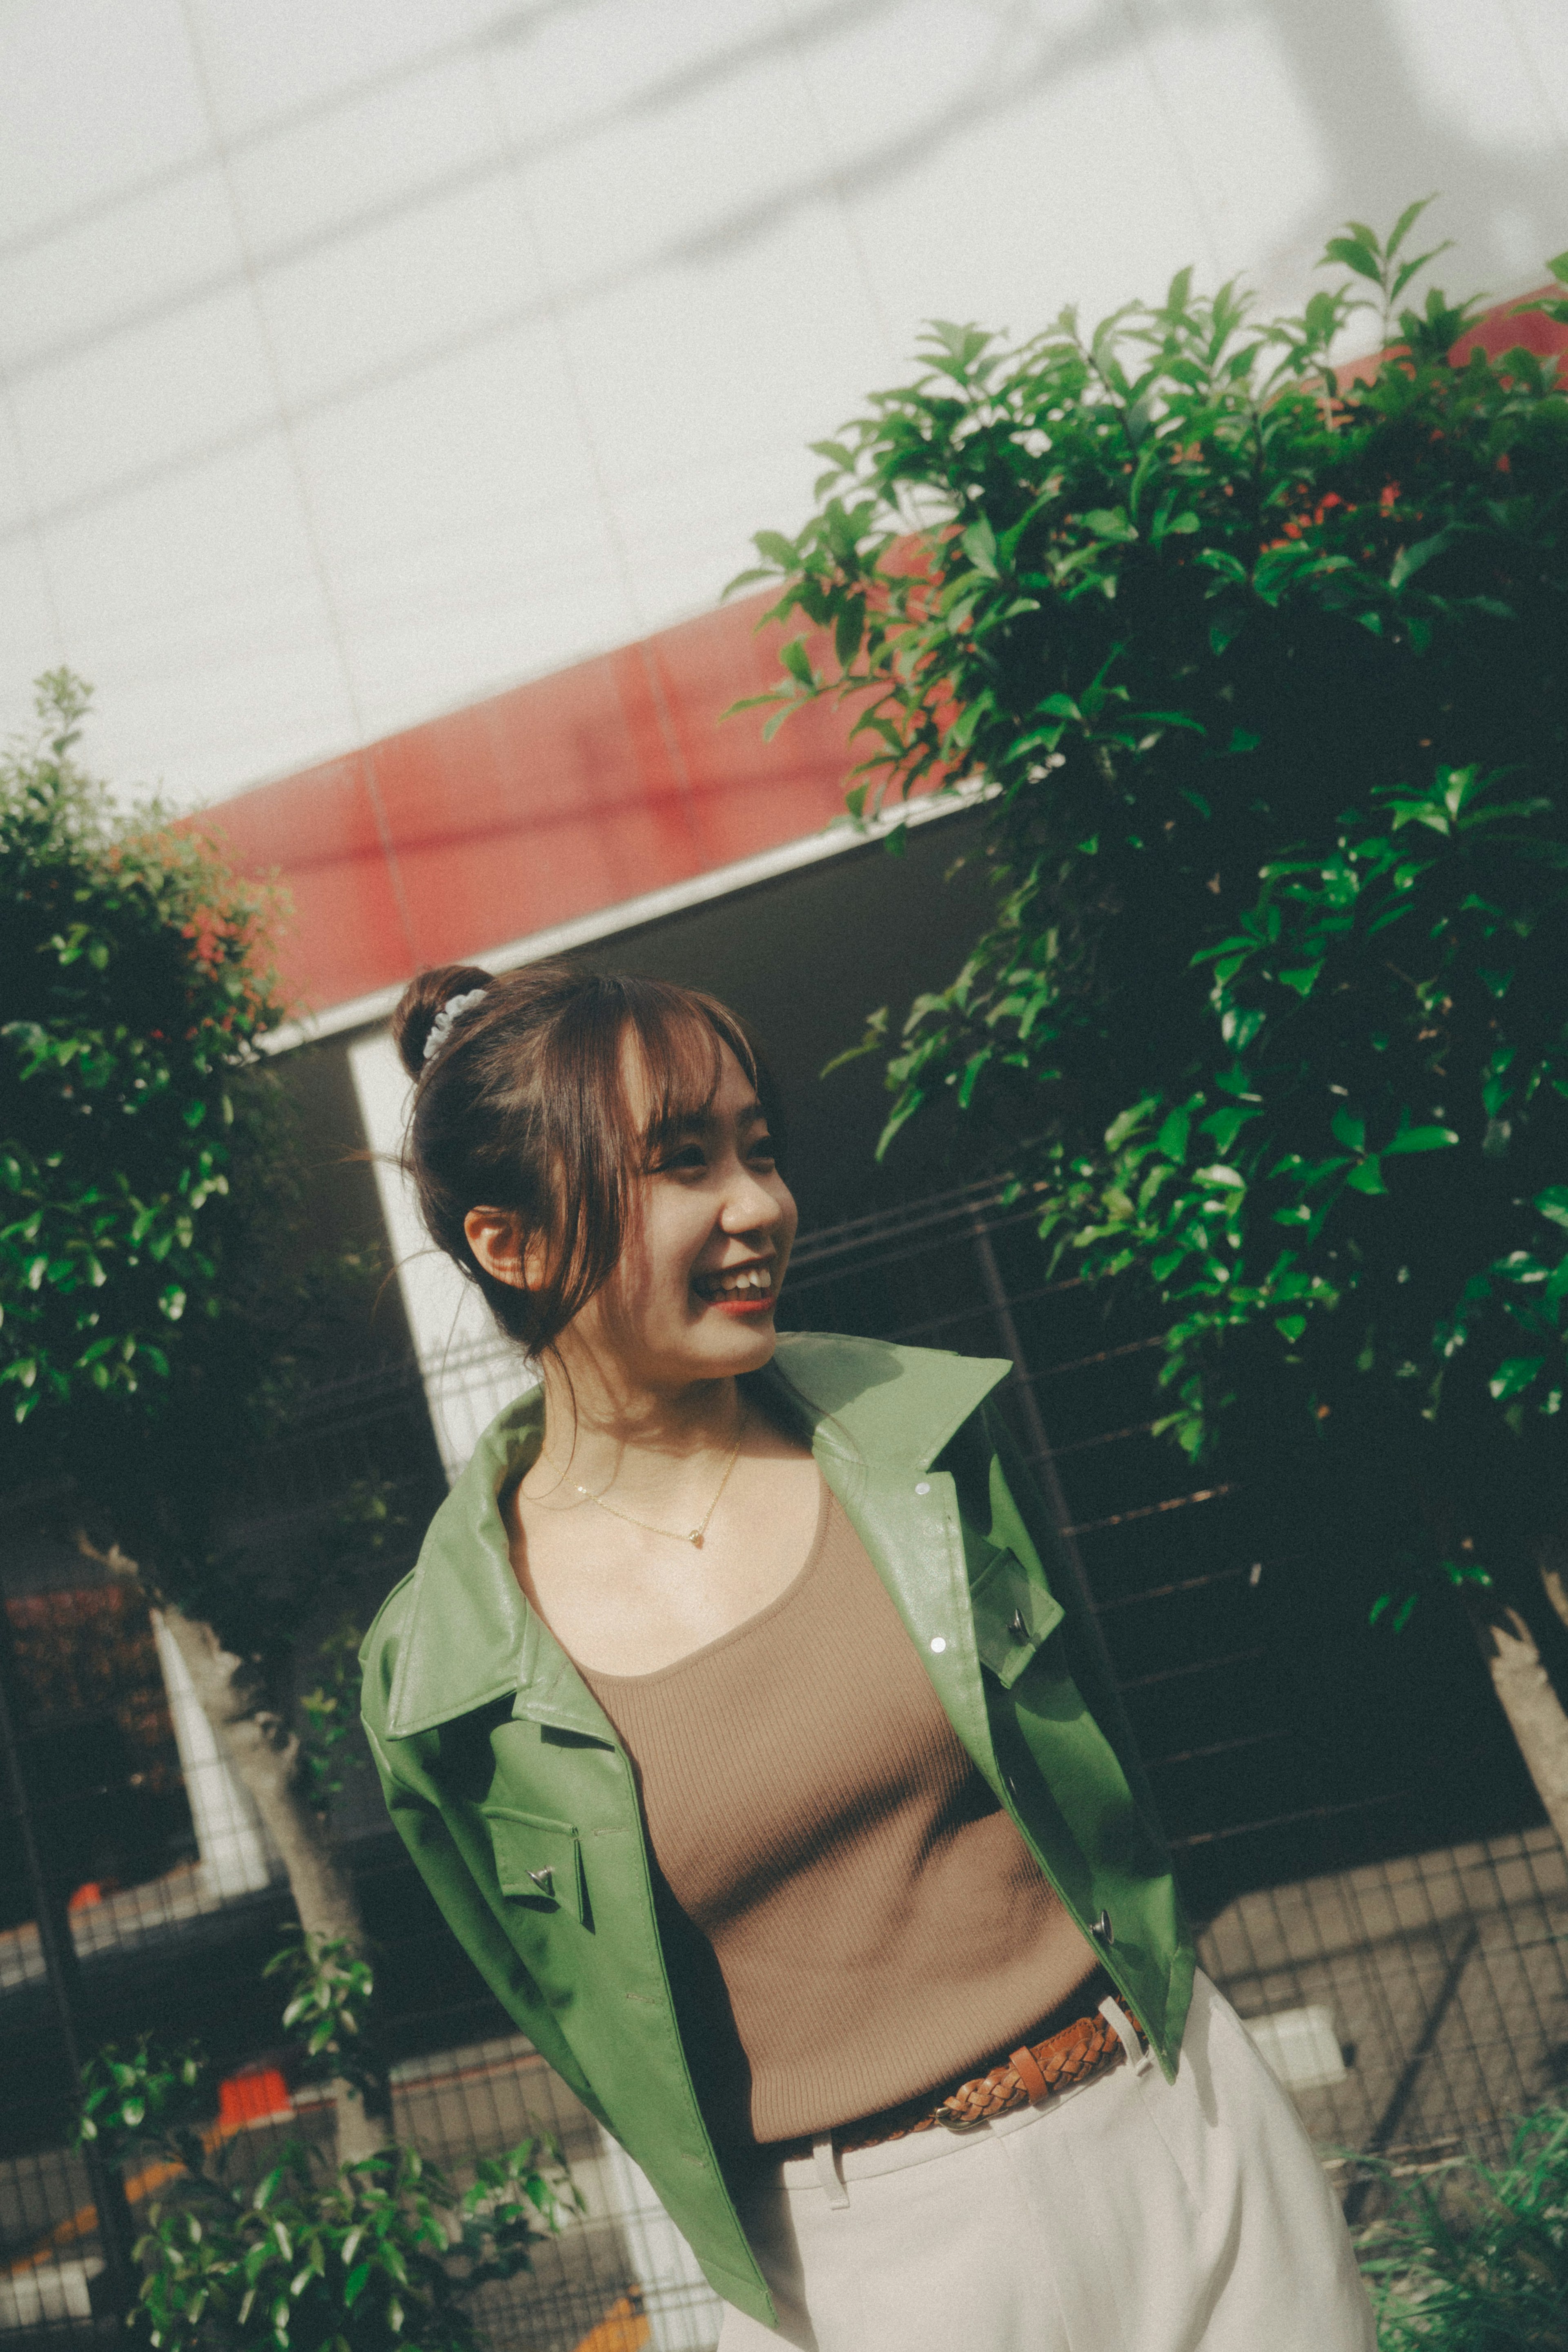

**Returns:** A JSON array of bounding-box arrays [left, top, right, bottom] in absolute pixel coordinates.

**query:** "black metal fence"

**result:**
[[2, 1179, 1565, 2345]]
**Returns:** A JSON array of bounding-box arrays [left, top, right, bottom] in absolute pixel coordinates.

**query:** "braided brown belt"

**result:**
[[833, 1996, 1147, 2156]]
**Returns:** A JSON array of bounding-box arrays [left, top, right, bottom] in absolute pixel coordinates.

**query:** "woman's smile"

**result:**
[[691, 1257, 777, 1313]]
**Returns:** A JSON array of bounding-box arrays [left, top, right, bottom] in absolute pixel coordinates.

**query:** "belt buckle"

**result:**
[[936, 2102, 991, 2134]]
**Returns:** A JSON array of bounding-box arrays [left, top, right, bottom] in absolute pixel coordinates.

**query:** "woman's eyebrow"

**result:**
[[658, 1095, 766, 1144]]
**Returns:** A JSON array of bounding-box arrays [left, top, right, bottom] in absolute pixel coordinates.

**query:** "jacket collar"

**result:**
[[383, 1333, 1009, 1738]]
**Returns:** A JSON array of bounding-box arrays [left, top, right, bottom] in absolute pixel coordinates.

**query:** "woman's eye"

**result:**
[[657, 1146, 708, 1174], [750, 1137, 777, 1164]]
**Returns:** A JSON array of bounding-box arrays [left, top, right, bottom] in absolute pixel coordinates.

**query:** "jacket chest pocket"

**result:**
[[968, 1545, 1064, 1690], [480, 1804, 587, 1924]]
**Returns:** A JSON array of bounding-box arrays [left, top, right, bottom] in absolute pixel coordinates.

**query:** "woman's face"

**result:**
[[567, 1039, 798, 1395]]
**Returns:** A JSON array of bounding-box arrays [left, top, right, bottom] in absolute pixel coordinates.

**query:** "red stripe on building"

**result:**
[[198, 292, 1567, 1025]]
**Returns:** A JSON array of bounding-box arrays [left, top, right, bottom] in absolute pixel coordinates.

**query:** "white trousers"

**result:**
[[717, 1972, 1376, 2352]]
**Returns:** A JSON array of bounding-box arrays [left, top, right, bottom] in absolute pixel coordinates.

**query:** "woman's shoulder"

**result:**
[[768, 1331, 1011, 1456]]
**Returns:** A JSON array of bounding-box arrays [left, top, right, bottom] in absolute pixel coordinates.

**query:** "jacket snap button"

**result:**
[[929, 1636, 947, 1654], [528, 1868, 554, 1895], [915, 1481, 931, 1495], [1091, 1909, 1114, 1946], [1009, 1610, 1029, 1642]]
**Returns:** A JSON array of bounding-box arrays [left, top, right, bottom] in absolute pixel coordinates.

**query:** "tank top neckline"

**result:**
[[580, 1473, 831, 1691]]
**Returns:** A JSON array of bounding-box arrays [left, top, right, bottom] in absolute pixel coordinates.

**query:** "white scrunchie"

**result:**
[[422, 986, 488, 1063]]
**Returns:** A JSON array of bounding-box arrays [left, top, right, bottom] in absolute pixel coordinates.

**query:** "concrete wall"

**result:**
[[4, 0, 1565, 813]]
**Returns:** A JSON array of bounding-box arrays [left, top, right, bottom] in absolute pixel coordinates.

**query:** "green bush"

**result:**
[[0, 670, 285, 1429], [77, 1938, 579, 2350], [737, 205, 1568, 1624], [1355, 2107, 1568, 2347]]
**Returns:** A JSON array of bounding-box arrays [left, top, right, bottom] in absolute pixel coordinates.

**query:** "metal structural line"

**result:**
[[1062, 1484, 1235, 1539], [1171, 1790, 1409, 1852]]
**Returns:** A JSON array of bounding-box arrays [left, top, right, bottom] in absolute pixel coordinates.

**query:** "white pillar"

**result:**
[[347, 1028, 537, 1484], [151, 1609, 274, 1899], [595, 2132, 724, 2351]]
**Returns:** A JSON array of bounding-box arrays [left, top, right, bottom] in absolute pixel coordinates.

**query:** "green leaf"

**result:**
[[1382, 1125, 1460, 1154], [1155, 1106, 1191, 1163], [1390, 526, 1459, 590], [778, 636, 815, 687], [1080, 508, 1138, 542], [1490, 1355, 1545, 1401], [1324, 234, 1383, 284], [961, 517, 999, 577], [1534, 1186, 1568, 1230]]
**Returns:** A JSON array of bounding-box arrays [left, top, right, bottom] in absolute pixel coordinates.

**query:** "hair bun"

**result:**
[[391, 964, 493, 1079]]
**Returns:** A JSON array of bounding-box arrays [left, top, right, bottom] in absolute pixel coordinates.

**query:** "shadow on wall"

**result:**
[[8, 0, 1563, 547]]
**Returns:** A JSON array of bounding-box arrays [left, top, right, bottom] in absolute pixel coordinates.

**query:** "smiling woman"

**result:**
[[361, 961, 1376, 2352]]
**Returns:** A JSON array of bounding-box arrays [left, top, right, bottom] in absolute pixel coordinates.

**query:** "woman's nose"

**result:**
[[722, 1167, 786, 1233]]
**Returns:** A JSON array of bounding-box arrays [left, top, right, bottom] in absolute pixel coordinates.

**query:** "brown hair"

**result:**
[[391, 960, 780, 1356]]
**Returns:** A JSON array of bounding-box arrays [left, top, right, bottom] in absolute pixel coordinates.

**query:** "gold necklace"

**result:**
[[575, 1410, 746, 1547]]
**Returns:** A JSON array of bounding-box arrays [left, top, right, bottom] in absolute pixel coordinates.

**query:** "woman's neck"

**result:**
[[525, 1358, 747, 1509]]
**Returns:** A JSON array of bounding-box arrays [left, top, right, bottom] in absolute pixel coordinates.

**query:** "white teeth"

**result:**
[[702, 1267, 772, 1295]]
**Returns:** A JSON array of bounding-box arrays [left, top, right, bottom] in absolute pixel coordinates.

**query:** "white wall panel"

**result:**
[[186, 0, 492, 145], [0, 0, 208, 247], [1384, 0, 1564, 157], [0, 161, 242, 380], [1505, 0, 1568, 151], [8, 283, 278, 523], [0, 0, 1565, 809], [0, 540, 65, 699], [1118, 0, 1329, 303], [252, 169, 536, 418], [811, 0, 1220, 349], [222, 48, 499, 266], [0, 401, 40, 543], [39, 431, 357, 796], [293, 326, 633, 740]]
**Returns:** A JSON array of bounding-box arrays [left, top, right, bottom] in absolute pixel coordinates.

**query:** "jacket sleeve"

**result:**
[[361, 1718, 607, 2125], [971, 1395, 1172, 1853]]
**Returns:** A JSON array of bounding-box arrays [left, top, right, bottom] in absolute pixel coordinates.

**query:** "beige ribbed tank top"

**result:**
[[577, 1481, 1096, 2149]]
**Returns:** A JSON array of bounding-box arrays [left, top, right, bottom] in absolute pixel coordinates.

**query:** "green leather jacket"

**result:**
[[360, 1333, 1193, 2327]]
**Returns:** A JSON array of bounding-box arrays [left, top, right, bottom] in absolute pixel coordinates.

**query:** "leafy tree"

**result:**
[[0, 673, 394, 2158], [76, 1934, 578, 2350], [735, 210, 1568, 1840]]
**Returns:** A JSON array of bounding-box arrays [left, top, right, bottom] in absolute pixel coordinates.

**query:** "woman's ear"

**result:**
[[464, 1206, 528, 1289]]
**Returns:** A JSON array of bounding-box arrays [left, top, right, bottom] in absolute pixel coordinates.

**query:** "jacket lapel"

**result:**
[[762, 1337, 1012, 1784], [386, 1335, 1013, 1748], [385, 1386, 613, 1744]]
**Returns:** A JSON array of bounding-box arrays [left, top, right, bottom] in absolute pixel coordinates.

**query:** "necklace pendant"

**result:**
[[688, 1530, 702, 1545]]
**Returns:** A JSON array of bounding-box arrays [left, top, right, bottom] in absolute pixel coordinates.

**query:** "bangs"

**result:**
[[618, 988, 764, 1162]]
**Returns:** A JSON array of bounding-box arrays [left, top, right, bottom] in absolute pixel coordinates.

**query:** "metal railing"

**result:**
[[2, 1179, 1564, 2343]]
